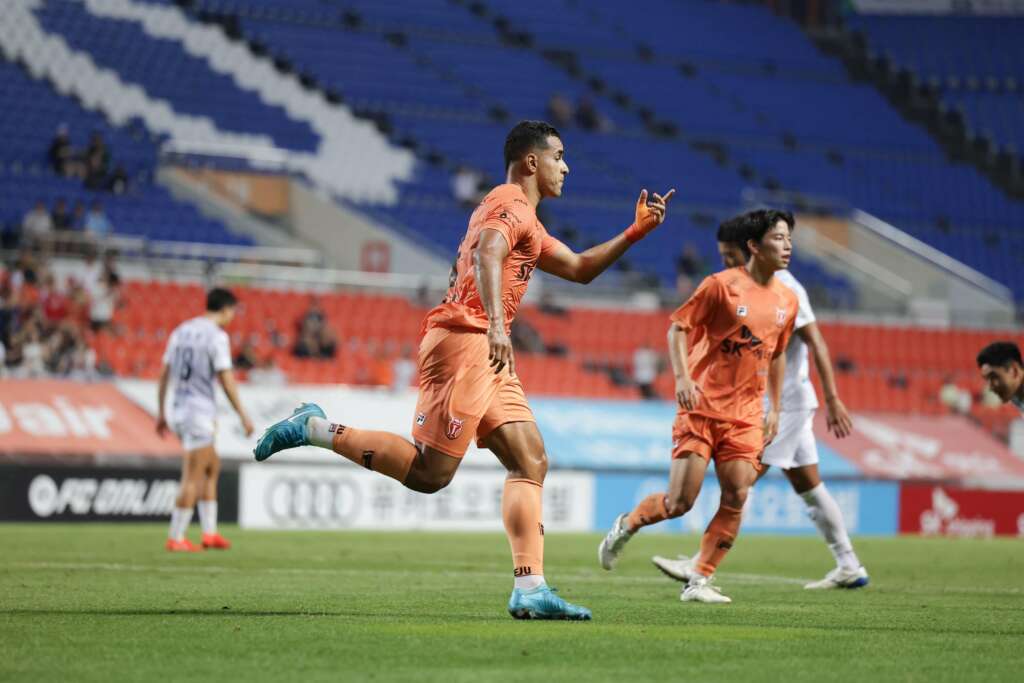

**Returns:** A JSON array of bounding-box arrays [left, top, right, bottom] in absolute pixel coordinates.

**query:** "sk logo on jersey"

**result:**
[[720, 325, 763, 357], [445, 417, 464, 440]]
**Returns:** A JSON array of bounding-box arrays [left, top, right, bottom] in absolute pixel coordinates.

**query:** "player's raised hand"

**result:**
[[763, 409, 780, 446], [675, 375, 700, 411], [487, 325, 516, 376], [624, 188, 676, 243], [825, 396, 853, 439]]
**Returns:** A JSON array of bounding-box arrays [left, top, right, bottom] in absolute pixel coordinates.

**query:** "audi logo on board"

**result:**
[[264, 476, 363, 526]]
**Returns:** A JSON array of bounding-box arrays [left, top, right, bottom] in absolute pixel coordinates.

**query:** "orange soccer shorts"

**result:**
[[411, 327, 535, 457], [671, 411, 763, 467]]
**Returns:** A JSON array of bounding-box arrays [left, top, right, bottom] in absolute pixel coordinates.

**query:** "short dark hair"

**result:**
[[206, 287, 238, 312], [503, 120, 561, 170], [716, 215, 746, 245], [740, 209, 794, 258], [977, 341, 1022, 368]]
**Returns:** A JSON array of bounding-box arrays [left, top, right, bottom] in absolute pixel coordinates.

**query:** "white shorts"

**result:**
[[760, 409, 817, 470], [170, 414, 216, 452]]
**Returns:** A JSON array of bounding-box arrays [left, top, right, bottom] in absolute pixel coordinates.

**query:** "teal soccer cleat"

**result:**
[[253, 403, 326, 462], [507, 586, 592, 621]]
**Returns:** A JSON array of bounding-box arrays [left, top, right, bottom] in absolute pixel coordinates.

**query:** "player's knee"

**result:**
[[720, 486, 749, 509], [665, 496, 693, 518], [409, 469, 456, 494]]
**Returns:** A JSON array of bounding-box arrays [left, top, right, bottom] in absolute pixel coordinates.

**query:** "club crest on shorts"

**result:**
[[776, 307, 787, 326], [445, 417, 464, 440], [416, 412, 426, 426]]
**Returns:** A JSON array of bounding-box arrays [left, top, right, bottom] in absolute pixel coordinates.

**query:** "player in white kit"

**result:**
[[157, 288, 254, 552], [652, 216, 870, 589]]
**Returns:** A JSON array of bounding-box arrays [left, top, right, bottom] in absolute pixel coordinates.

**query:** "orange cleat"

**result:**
[[201, 533, 231, 550], [165, 538, 203, 552]]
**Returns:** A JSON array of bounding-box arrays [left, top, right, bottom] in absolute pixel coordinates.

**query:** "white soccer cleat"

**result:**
[[681, 575, 732, 604], [598, 513, 634, 570], [804, 566, 870, 590], [652, 554, 698, 583]]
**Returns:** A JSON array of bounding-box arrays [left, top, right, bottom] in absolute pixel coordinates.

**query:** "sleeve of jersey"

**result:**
[[480, 202, 530, 252], [161, 333, 175, 366], [540, 232, 565, 258], [669, 276, 719, 331], [794, 282, 816, 329], [212, 333, 232, 372]]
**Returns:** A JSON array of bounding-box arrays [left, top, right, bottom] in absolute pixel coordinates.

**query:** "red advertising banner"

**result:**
[[899, 484, 1024, 538], [0, 380, 181, 458], [816, 413, 1024, 481]]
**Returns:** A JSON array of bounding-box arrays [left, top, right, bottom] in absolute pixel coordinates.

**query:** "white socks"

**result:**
[[514, 574, 546, 591], [169, 507, 193, 541], [198, 500, 218, 535], [307, 416, 336, 449], [800, 483, 861, 571]]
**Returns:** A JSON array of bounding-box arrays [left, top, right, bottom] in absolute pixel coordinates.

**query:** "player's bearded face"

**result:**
[[980, 363, 1023, 402], [536, 136, 568, 198]]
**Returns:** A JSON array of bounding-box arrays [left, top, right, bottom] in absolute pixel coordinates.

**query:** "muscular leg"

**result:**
[[694, 459, 758, 577], [626, 453, 708, 532], [785, 463, 861, 571], [481, 421, 548, 587], [306, 417, 460, 493]]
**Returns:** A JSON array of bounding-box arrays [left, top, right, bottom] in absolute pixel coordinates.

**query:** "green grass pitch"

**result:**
[[2, 524, 1022, 682]]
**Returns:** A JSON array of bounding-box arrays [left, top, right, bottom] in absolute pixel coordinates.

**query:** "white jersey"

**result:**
[[1013, 396, 1024, 415], [162, 316, 232, 422], [767, 270, 818, 412]]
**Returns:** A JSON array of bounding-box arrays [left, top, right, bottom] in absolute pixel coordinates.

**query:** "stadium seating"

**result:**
[[0, 57, 249, 245], [100, 279, 1022, 425]]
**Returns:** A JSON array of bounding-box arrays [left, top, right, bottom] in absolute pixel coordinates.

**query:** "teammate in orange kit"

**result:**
[[599, 209, 797, 603], [254, 120, 675, 620]]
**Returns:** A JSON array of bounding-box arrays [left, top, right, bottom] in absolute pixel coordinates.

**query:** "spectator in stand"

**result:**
[[83, 202, 113, 237], [234, 337, 260, 370], [21, 201, 54, 242], [88, 258, 120, 332], [451, 166, 484, 207], [547, 93, 575, 128], [86, 132, 110, 174], [51, 198, 72, 231], [292, 296, 337, 359], [633, 344, 660, 400], [108, 165, 128, 194], [675, 243, 706, 299], [71, 201, 87, 231], [575, 96, 612, 133], [47, 124, 74, 177], [38, 272, 69, 330]]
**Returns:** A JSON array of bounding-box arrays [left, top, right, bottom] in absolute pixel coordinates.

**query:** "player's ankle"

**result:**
[[514, 574, 546, 591]]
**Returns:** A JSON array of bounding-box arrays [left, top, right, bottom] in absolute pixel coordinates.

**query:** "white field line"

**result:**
[[8, 561, 1022, 595]]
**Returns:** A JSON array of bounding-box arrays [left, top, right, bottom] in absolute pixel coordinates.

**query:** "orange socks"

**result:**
[[502, 478, 544, 584], [626, 493, 671, 531], [330, 424, 417, 483], [695, 505, 743, 576]]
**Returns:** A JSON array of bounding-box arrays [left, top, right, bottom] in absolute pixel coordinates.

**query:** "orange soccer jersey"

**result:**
[[423, 183, 562, 335], [671, 266, 798, 428]]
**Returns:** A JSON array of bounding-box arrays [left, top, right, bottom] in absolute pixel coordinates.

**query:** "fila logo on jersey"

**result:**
[[736, 305, 748, 317], [776, 307, 787, 326], [445, 417, 464, 440], [416, 412, 426, 426]]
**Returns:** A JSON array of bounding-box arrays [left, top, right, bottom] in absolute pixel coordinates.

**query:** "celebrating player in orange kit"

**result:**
[[598, 209, 798, 604], [254, 120, 675, 620]]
